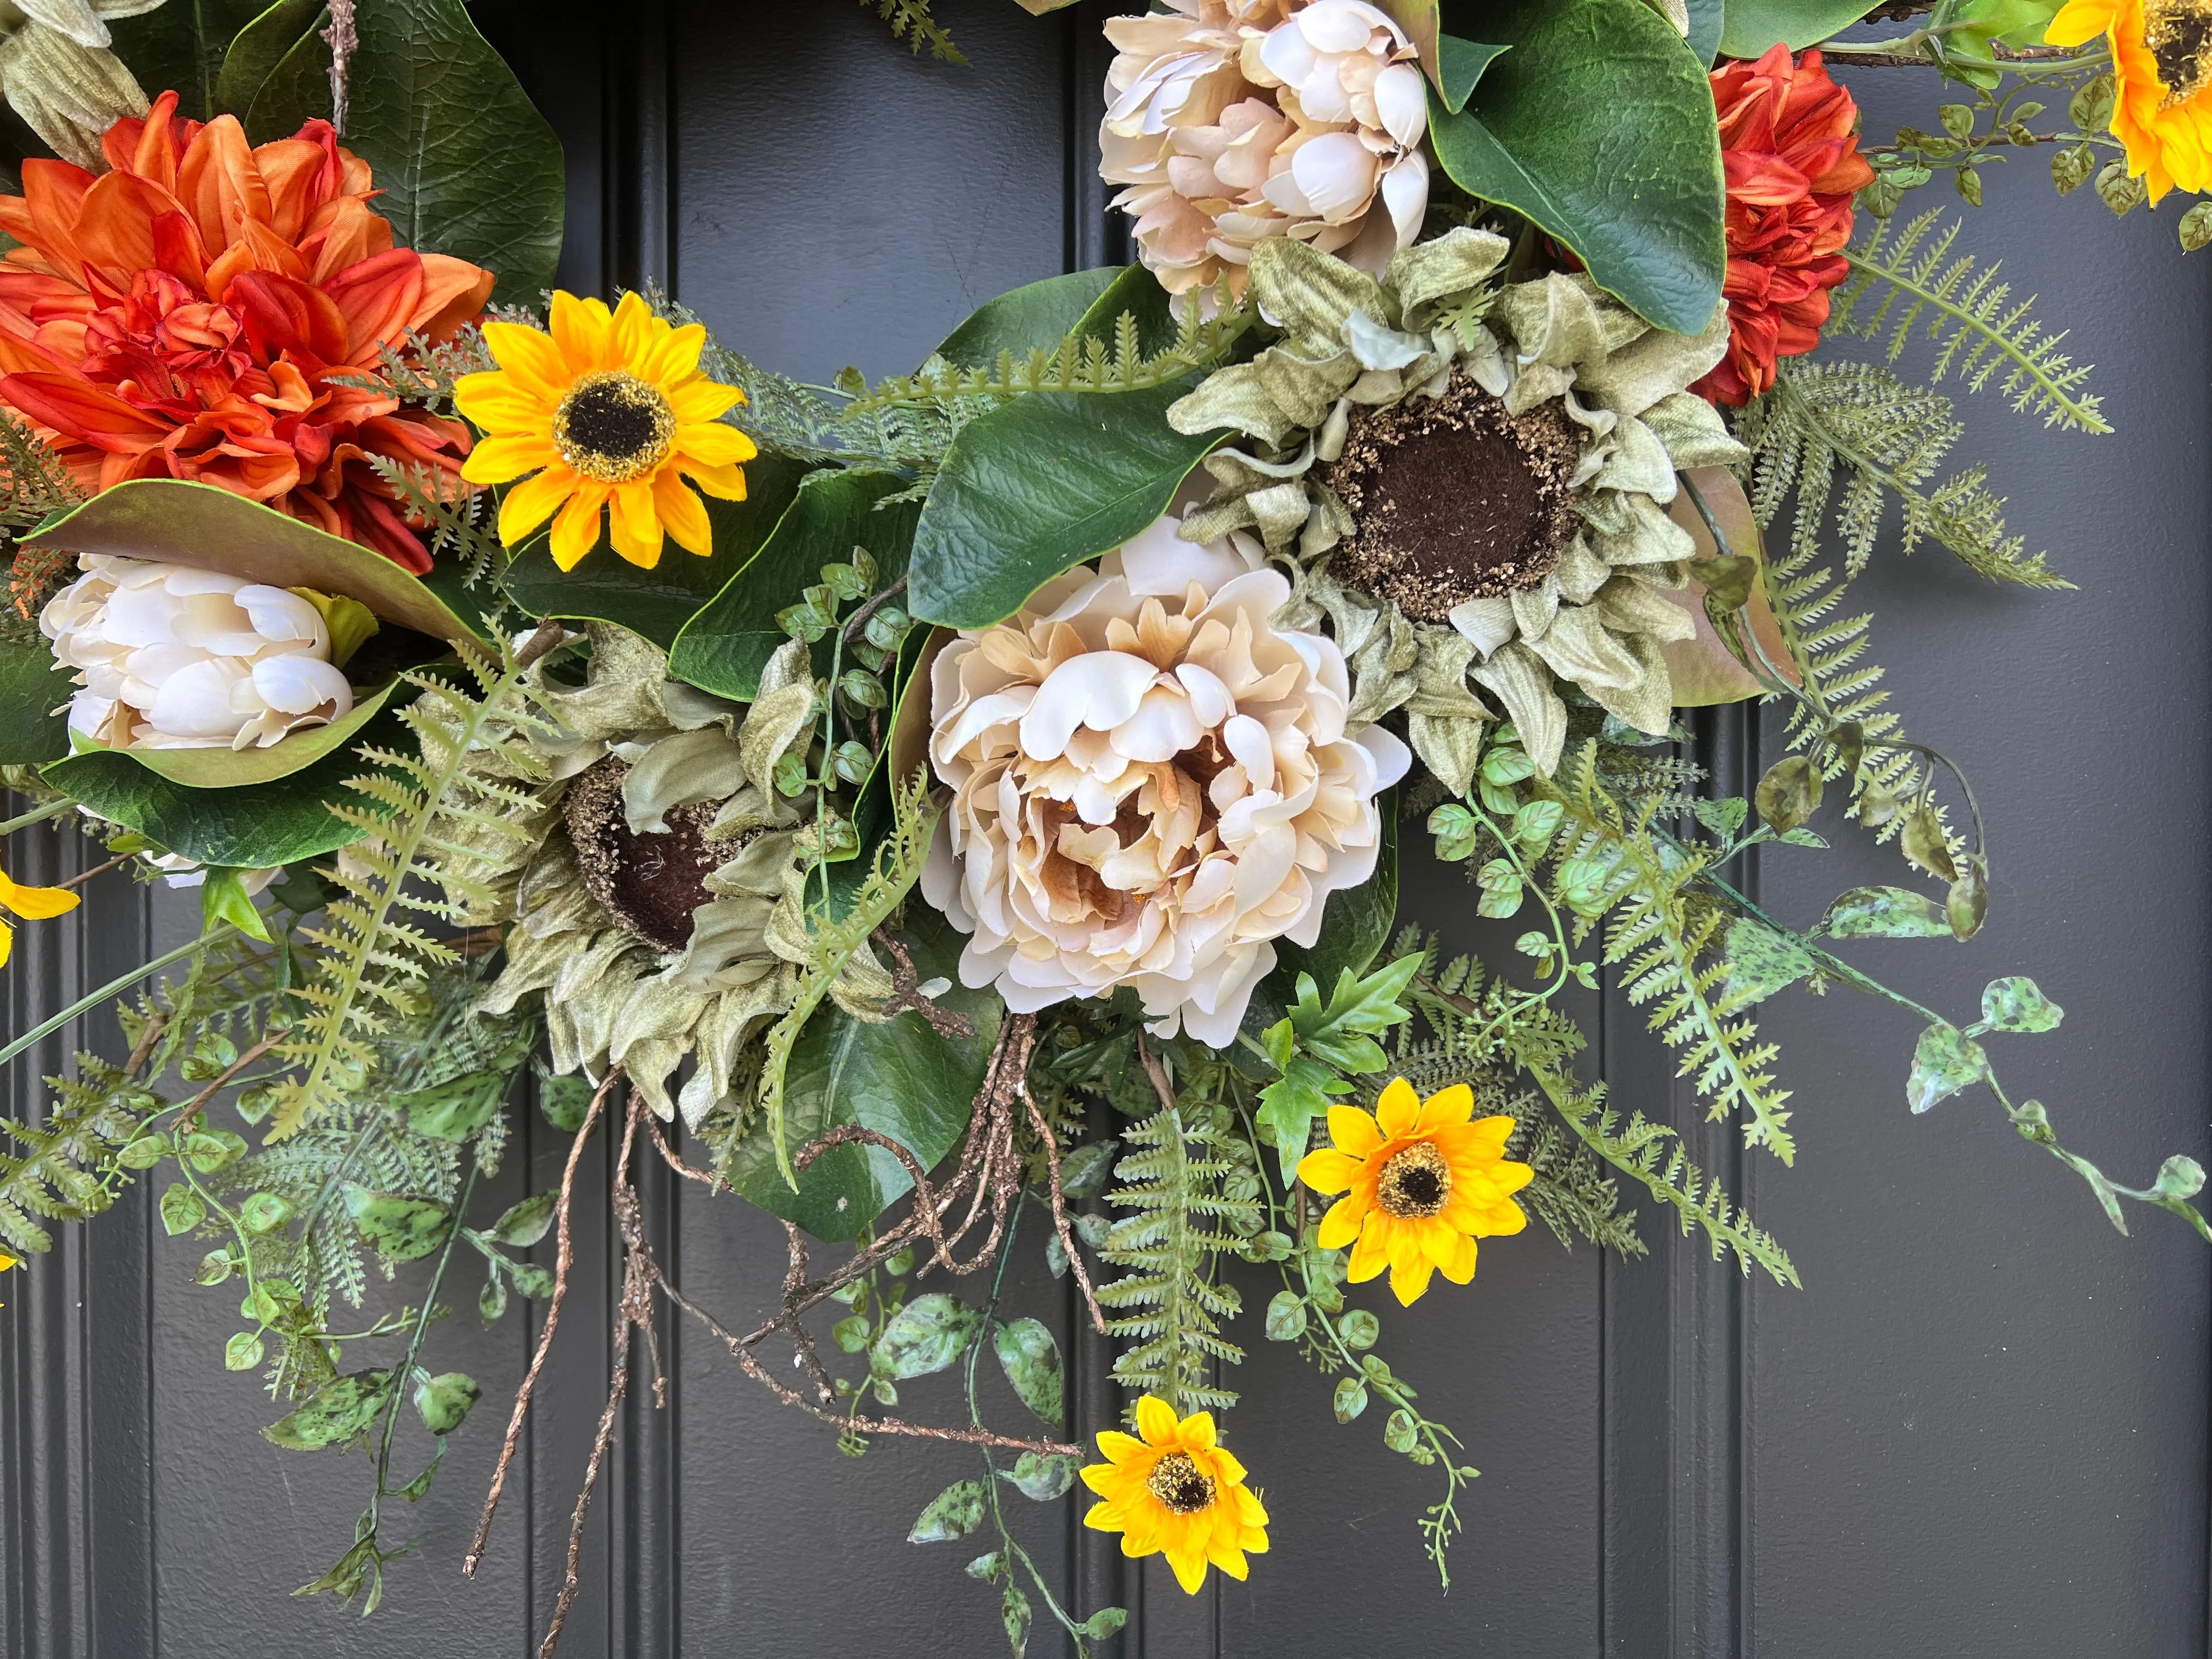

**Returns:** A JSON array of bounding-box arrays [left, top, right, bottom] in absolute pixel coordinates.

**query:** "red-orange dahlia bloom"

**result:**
[[0, 92, 495, 573], [1694, 46, 1875, 408]]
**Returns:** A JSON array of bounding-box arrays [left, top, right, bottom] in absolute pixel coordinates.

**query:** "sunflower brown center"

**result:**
[[565, 755, 724, 952], [1146, 1452, 1216, 1515], [554, 370, 676, 483], [1376, 1140, 1452, 1219], [2147, 0, 2212, 104], [1323, 372, 1583, 622]]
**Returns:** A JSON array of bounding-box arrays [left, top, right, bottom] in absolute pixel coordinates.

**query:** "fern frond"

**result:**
[[1097, 1103, 1260, 1415], [1738, 360, 2071, 587], [322, 324, 493, 417], [862, 0, 964, 62], [1835, 208, 2107, 433], [0, 1060, 162, 1253], [0, 408, 86, 644], [365, 455, 502, 586], [263, 648, 553, 1141]]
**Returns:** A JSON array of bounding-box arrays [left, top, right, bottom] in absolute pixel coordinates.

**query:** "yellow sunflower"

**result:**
[[2047, 0, 2212, 201], [1080, 1396, 1269, 1594], [1296, 1078, 1533, 1306], [0, 860, 78, 969], [454, 291, 758, 572]]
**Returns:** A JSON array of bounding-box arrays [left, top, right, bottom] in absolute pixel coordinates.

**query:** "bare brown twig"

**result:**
[[322, 0, 358, 133], [170, 1035, 279, 1140]]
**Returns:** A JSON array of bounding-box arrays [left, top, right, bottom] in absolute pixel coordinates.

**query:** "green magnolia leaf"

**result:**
[[1436, 34, 1510, 113], [872, 1293, 982, 1382], [934, 268, 1125, 365], [993, 1317, 1065, 1430], [159, 1182, 206, 1236], [1686, 0, 1726, 60], [669, 467, 922, 699], [1720, 916, 1816, 1007], [0, 643, 68, 766], [244, 0, 564, 306], [92, 674, 408, 792], [501, 452, 811, 649], [398, 1069, 511, 1142], [1427, 0, 1724, 335], [1906, 1023, 1988, 1114], [725, 911, 999, 1242], [909, 1479, 988, 1544], [108, 0, 269, 121], [908, 383, 1221, 628], [1272, 793, 1397, 1000], [999, 1452, 1078, 1502], [22, 480, 490, 649], [487, 1190, 557, 1248], [1719, 0, 1886, 54], [412, 1370, 481, 1436], [1974, 975, 2064, 1034], [1819, 885, 1954, 939], [341, 1185, 452, 1262], [263, 1370, 393, 1450], [215, 0, 321, 116]]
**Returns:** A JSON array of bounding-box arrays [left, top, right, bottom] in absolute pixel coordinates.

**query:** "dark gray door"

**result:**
[[4, 3, 2207, 1655]]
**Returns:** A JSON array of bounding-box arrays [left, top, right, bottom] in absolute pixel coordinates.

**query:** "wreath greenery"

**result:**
[[0, 0, 2203, 1648]]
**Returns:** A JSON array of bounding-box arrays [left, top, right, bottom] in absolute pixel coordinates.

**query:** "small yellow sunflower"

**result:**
[[1080, 1396, 1269, 1594], [1296, 1078, 1533, 1306], [0, 860, 78, 969], [454, 291, 758, 572], [2047, 0, 2212, 201]]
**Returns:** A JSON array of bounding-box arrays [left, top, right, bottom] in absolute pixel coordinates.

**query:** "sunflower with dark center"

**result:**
[[1170, 229, 1750, 777], [1081, 1397, 1269, 1594], [478, 623, 889, 1128], [2049, 0, 2212, 200], [1296, 1078, 1534, 1307]]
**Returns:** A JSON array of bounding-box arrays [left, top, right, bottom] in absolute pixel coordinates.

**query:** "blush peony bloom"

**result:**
[[1693, 46, 1875, 407], [1100, 0, 1428, 298], [921, 514, 1409, 1047], [40, 553, 353, 749], [0, 91, 495, 572]]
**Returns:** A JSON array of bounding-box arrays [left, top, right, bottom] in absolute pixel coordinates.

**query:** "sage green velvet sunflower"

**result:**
[[1169, 228, 1746, 782], [478, 623, 890, 1128]]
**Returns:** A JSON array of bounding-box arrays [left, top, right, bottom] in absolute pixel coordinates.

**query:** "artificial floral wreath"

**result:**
[[0, 0, 2204, 1649]]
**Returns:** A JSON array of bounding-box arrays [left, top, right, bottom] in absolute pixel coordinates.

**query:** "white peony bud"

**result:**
[[40, 554, 354, 751]]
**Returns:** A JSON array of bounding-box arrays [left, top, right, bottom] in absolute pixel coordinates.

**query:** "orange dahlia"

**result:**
[[0, 92, 495, 574], [1694, 46, 1875, 408]]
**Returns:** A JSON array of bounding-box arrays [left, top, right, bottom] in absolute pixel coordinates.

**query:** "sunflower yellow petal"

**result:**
[[0, 868, 81, 921], [1438, 1230, 1479, 1283], [1206, 1541, 1249, 1580], [1346, 1223, 1389, 1282], [481, 321, 574, 405], [607, 292, 655, 371], [1133, 1394, 1180, 1446], [1388, 1250, 1435, 1306], [676, 421, 758, 468], [637, 318, 708, 386], [499, 465, 578, 547], [453, 374, 552, 433], [1375, 1077, 1420, 1137], [685, 459, 751, 501], [462, 432, 558, 486], [1316, 1193, 1364, 1251], [652, 470, 714, 557], [549, 487, 607, 571], [609, 482, 665, 568], [1166, 1547, 1210, 1595], [0, 918, 14, 968], [1296, 1147, 1362, 1194], [1417, 1083, 1475, 1130], [549, 291, 613, 373], [670, 380, 746, 424], [1325, 1103, 1382, 1156]]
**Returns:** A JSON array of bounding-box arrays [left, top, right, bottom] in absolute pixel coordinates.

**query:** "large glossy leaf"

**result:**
[[727, 910, 1002, 1243], [936, 268, 1124, 364], [1687, 0, 1728, 62], [21, 479, 490, 648], [92, 675, 407, 790], [0, 642, 67, 766], [1719, 0, 1885, 55], [1271, 794, 1397, 1002], [668, 469, 922, 701], [43, 695, 405, 866], [1429, 0, 1725, 335], [908, 383, 1220, 628], [215, 0, 321, 116], [244, 0, 564, 305], [107, 0, 269, 122], [499, 452, 811, 648]]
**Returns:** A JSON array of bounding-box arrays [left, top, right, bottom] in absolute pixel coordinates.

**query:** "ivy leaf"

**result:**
[[243, 0, 566, 306], [1256, 1052, 1350, 1184], [907, 1479, 988, 1543], [992, 1318, 1065, 1430], [0, 644, 68, 766], [1424, 0, 1724, 335], [999, 1451, 1079, 1502], [411, 1370, 481, 1435], [908, 384, 1221, 629], [669, 467, 921, 699], [1972, 975, 2064, 1035], [1719, 917, 1816, 1007], [1906, 1024, 1988, 1114], [1286, 955, 1422, 1066], [871, 1293, 982, 1381], [263, 1370, 393, 1451], [341, 1186, 452, 1262], [1819, 886, 1954, 939]]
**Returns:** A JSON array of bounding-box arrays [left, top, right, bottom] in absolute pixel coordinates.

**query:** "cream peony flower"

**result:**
[[40, 555, 354, 751], [921, 514, 1409, 1047], [1100, 0, 1428, 298], [0, 0, 163, 172]]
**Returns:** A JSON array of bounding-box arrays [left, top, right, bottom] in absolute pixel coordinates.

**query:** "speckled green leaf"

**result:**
[[1427, 0, 1724, 335], [488, 1191, 557, 1248], [1974, 975, 2064, 1034], [994, 1318, 1065, 1430], [397, 1070, 510, 1142], [341, 1186, 451, 1262], [1000, 1452, 1077, 1502], [908, 1479, 988, 1544], [909, 383, 1220, 628], [1820, 886, 1954, 940], [244, 0, 564, 305], [1906, 1024, 1987, 1114], [263, 1370, 392, 1450], [411, 1370, 481, 1435], [1720, 917, 1816, 1007], [873, 1294, 983, 1383]]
